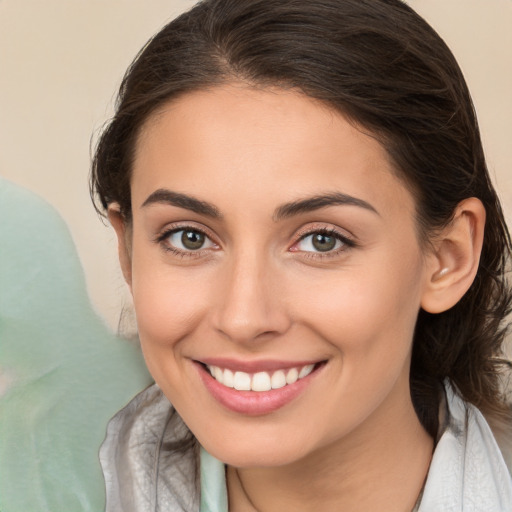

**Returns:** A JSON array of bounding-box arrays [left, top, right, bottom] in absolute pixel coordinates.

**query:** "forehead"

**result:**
[[131, 84, 416, 220]]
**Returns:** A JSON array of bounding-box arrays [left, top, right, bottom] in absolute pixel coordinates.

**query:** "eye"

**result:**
[[163, 228, 216, 252], [292, 229, 354, 254]]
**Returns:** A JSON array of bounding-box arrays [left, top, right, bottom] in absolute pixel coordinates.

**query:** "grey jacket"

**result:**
[[100, 383, 512, 511]]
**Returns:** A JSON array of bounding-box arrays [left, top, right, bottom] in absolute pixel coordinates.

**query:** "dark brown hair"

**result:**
[[91, 0, 512, 440]]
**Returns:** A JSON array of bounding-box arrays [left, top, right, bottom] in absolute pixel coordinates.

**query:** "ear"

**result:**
[[421, 197, 486, 314], [108, 204, 133, 290]]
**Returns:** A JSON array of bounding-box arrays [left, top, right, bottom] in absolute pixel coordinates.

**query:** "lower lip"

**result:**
[[196, 362, 322, 416]]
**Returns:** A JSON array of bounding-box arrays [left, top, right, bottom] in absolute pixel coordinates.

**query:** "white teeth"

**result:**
[[252, 372, 272, 392], [285, 367, 299, 385], [271, 370, 287, 389], [223, 369, 234, 388], [299, 364, 314, 379], [234, 371, 251, 391], [207, 363, 317, 392], [213, 366, 224, 383]]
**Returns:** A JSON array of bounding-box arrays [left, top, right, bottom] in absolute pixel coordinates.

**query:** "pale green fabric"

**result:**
[[0, 178, 151, 512], [200, 447, 228, 512]]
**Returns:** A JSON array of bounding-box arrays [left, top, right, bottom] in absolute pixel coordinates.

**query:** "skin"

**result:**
[[110, 84, 485, 511]]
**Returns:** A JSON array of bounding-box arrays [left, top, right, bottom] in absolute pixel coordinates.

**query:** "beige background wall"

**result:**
[[1, 0, 511, 331]]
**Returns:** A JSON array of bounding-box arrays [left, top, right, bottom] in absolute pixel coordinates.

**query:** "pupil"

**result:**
[[312, 233, 336, 252], [182, 230, 205, 250]]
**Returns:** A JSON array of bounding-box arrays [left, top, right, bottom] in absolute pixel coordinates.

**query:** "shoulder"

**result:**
[[419, 382, 512, 511], [100, 384, 199, 512]]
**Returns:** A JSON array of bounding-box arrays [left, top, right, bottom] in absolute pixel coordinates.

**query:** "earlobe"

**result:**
[[107, 204, 133, 289], [421, 198, 486, 314]]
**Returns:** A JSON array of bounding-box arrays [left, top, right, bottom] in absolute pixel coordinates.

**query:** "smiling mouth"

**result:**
[[205, 363, 318, 392], [196, 360, 326, 415]]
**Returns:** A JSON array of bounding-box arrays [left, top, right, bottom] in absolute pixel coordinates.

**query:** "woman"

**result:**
[[91, 0, 512, 510]]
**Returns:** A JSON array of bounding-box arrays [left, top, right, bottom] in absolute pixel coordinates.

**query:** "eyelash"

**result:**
[[292, 227, 356, 259], [155, 225, 356, 259], [155, 225, 217, 259]]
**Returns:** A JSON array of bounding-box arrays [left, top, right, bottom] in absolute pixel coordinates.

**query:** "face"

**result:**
[[120, 84, 434, 468]]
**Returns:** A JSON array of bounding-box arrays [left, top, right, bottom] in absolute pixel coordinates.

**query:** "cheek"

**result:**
[[129, 262, 217, 400], [130, 252, 213, 351], [295, 250, 425, 360]]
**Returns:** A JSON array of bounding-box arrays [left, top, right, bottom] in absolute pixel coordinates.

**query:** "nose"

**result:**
[[211, 252, 292, 345]]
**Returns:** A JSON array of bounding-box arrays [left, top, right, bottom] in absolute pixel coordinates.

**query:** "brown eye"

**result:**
[[290, 229, 356, 256], [181, 230, 205, 250], [164, 228, 215, 252], [311, 233, 337, 252], [295, 231, 344, 253]]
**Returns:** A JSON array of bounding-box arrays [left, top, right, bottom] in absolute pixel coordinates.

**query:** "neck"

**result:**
[[226, 380, 433, 512]]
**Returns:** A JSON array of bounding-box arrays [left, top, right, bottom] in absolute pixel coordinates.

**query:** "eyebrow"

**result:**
[[141, 188, 378, 221], [141, 189, 222, 219], [273, 192, 379, 221]]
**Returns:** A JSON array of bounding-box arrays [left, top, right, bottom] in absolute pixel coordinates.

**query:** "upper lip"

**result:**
[[196, 357, 324, 373]]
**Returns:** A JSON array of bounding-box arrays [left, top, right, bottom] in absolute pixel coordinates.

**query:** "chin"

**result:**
[[198, 430, 312, 468]]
